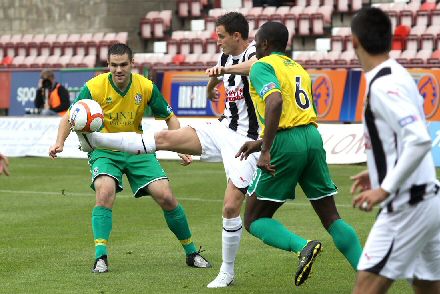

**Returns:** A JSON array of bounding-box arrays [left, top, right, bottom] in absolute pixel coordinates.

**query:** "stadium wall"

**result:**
[[0, 0, 177, 52]]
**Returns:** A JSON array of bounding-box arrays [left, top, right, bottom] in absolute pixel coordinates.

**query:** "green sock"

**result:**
[[249, 218, 307, 253], [328, 219, 362, 269], [163, 204, 197, 256], [92, 206, 112, 259]]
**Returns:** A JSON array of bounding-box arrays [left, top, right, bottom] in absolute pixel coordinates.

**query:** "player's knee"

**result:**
[[95, 190, 115, 208], [223, 202, 240, 218], [155, 190, 178, 210]]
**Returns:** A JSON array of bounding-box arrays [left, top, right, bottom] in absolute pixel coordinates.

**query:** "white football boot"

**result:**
[[207, 271, 234, 288]]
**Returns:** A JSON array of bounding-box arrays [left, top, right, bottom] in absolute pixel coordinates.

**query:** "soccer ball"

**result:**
[[69, 99, 104, 132]]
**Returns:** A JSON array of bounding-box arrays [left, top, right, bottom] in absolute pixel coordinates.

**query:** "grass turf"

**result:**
[[0, 157, 415, 293]]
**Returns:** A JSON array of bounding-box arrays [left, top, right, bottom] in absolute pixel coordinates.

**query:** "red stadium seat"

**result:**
[[311, 13, 324, 35], [392, 25, 411, 50], [399, 10, 414, 27], [177, 0, 190, 18], [64, 34, 80, 57], [415, 10, 431, 27], [16, 34, 33, 57], [190, 0, 202, 18], [172, 54, 185, 65], [298, 14, 311, 36]]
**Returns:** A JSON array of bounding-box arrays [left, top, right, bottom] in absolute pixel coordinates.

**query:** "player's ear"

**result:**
[[352, 35, 359, 50]]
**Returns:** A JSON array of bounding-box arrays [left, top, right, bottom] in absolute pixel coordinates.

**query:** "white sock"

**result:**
[[89, 132, 156, 154], [220, 216, 242, 275]]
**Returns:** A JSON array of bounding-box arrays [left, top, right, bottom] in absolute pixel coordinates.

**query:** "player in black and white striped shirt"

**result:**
[[350, 8, 440, 293], [75, 12, 261, 288]]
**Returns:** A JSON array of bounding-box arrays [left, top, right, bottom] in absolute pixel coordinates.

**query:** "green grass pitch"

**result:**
[[0, 157, 416, 293]]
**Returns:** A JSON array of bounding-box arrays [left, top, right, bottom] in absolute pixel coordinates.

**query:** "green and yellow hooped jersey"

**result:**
[[249, 52, 317, 137], [72, 72, 173, 134]]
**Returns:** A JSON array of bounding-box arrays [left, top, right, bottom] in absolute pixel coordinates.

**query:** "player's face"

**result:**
[[215, 25, 239, 55], [108, 53, 133, 89]]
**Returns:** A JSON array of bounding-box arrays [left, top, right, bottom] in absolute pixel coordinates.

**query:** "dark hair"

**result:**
[[351, 7, 392, 54], [258, 21, 288, 52], [216, 12, 249, 40], [108, 43, 133, 60]]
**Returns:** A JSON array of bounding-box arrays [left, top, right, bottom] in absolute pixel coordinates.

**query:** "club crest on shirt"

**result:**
[[134, 93, 143, 105], [166, 105, 173, 114], [93, 167, 99, 177], [259, 82, 277, 98], [106, 97, 112, 104]]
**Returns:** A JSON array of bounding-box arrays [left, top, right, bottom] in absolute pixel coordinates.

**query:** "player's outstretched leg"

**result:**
[[77, 131, 155, 154]]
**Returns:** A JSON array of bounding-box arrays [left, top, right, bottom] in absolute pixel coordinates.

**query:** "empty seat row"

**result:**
[[133, 52, 217, 68], [292, 48, 440, 68], [1, 54, 96, 68], [387, 9, 440, 30], [0, 32, 127, 61], [177, 0, 209, 18]]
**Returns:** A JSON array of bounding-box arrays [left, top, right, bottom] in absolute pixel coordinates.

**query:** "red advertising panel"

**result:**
[[0, 72, 11, 108]]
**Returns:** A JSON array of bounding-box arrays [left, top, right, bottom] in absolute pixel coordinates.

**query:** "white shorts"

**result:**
[[357, 195, 440, 281], [191, 120, 259, 189]]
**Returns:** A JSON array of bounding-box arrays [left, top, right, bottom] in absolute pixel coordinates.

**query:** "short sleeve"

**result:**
[[249, 61, 281, 100], [148, 84, 174, 120], [69, 84, 92, 109]]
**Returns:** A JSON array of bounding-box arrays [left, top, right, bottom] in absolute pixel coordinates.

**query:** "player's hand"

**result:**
[[0, 154, 10, 176], [257, 150, 276, 176], [235, 140, 263, 160], [350, 169, 371, 194], [207, 87, 220, 102], [178, 153, 192, 166], [353, 187, 389, 212], [206, 66, 224, 77], [49, 143, 64, 159]]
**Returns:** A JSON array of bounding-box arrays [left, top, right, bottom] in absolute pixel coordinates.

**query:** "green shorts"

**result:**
[[248, 124, 337, 202], [88, 149, 167, 197]]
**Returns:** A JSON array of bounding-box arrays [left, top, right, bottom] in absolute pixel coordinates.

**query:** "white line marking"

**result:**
[[0, 189, 354, 207]]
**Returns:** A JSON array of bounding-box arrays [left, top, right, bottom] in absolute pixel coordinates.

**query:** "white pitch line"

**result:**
[[0, 189, 354, 208]]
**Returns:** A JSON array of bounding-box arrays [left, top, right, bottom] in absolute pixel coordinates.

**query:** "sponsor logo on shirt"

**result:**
[[226, 88, 244, 102], [134, 93, 143, 105], [398, 115, 418, 127], [259, 82, 277, 98]]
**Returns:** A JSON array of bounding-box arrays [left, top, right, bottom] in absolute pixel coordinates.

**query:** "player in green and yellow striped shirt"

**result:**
[[236, 22, 362, 287]]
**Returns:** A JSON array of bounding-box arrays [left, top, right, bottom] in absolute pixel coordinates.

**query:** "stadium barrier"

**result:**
[[2, 117, 440, 166]]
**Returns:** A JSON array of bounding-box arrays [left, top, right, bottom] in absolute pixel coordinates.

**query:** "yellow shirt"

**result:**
[[249, 52, 317, 137], [72, 72, 173, 134]]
